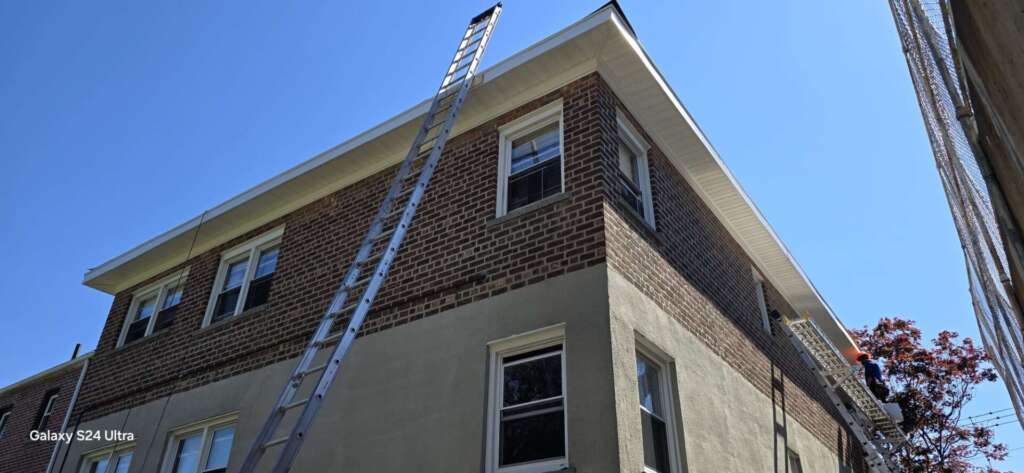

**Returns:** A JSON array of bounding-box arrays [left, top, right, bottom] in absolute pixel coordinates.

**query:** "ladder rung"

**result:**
[[316, 332, 344, 347], [446, 61, 472, 78], [263, 436, 291, 449], [296, 364, 327, 378], [279, 397, 310, 412]]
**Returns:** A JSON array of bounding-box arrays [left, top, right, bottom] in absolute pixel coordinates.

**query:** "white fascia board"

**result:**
[[0, 352, 92, 397]]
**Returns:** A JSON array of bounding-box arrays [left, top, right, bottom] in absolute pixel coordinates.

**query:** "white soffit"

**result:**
[[82, 4, 858, 359]]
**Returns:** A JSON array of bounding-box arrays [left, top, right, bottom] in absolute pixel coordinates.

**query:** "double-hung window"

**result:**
[[636, 347, 680, 473], [204, 228, 283, 326], [496, 101, 564, 216], [617, 111, 655, 227], [162, 416, 236, 473], [35, 390, 59, 431], [120, 271, 188, 346], [487, 325, 568, 473], [752, 268, 772, 335], [787, 449, 804, 473], [80, 448, 133, 473], [0, 407, 10, 438]]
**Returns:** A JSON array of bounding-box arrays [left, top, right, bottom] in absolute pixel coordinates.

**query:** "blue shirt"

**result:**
[[862, 360, 882, 380]]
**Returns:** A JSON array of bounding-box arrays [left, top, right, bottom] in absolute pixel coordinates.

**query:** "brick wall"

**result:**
[[75, 74, 609, 422], [598, 81, 866, 469], [0, 361, 85, 473]]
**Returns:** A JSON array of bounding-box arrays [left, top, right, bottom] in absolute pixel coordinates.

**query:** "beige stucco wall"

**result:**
[[52, 264, 842, 473], [607, 268, 840, 473]]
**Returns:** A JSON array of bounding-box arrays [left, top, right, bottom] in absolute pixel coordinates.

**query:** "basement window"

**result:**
[[80, 448, 133, 473], [119, 271, 188, 346], [486, 324, 568, 473], [616, 110, 655, 228], [203, 227, 283, 326], [636, 343, 681, 473], [496, 101, 564, 217], [35, 389, 59, 431], [162, 416, 236, 473]]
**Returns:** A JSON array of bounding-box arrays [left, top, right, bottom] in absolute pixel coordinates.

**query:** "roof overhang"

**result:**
[[82, 4, 860, 361]]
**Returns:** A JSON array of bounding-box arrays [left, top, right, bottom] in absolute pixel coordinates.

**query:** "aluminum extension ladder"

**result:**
[[238, 5, 502, 472], [773, 312, 907, 473]]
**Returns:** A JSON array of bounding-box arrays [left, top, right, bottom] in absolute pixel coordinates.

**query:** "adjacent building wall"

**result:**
[[0, 356, 88, 473]]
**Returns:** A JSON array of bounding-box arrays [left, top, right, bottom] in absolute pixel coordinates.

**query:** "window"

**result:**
[[635, 344, 680, 473], [496, 101, 564, 216], [204, 228, 283, 326], [0, 408, 10, 438], [616, 110, 655, 227], [35, 390, 59, 431], [486, 325, 568, 473], [119, 271, 188, 346], [162, 416, 236, 473], [80, 448, 133, 473], [752, 268, 772, 335], [787, 449, 804, 473]]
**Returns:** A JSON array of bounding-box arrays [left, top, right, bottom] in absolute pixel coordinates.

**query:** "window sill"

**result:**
[[612, 198, 661, 243], [488, 192, 571, 227], [115, 328, 169, 352], [200, 304, 269, 333]]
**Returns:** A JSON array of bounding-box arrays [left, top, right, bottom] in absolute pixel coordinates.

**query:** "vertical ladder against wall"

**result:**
[[773, 312, 908, 473], [238, 5, 502, 473]]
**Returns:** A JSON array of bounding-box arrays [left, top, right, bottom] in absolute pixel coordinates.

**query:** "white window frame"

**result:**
[[617, 110, 656, 228], [202, 227, 284, 327], [752, 267, 772, 334], [787, 448, 804, 473], [0, 409, 10, 438], [495, 100, 566, 218], [485, 323, 569, 473], [117, 269, 190, 347], [36, 391, 59, 430], [78, 445, 134, 473], [635, 338, 682, 473], [160, 413, 237, 473]]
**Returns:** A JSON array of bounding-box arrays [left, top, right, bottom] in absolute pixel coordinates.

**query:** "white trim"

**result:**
[[37, 391, 59, 430], [202, 227, 284, 327], [485, 324, 569, 473], [752, 268, 771, 335], [616, 109, 656, 228], [495, 100, 565, 218], [160, 413, 237, 473], [78, 444, 134, 473], [634, 338, 682, 473], [0, 410, 10, 438], [117, 269, 190, 347], [0, 353, 92, 396]]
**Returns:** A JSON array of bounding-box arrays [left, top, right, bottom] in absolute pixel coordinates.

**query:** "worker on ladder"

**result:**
[[857, 352, 889, 402]]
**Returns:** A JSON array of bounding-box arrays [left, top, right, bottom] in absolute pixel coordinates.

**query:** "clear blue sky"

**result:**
[[1, 0, 1020, 468]]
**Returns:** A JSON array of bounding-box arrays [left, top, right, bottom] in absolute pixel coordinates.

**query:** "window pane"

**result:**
[[88, 457, 109, 473], [503, 352, 562, 407], [507, 159, 561, 211], [254, 247, 279, 279], [171, 434, 202, 473], [244, 277, 273, 310], [223, 260, 249, 290], [618, 142, 638, 183], [204, 426, 234, 471], [162, 285, 183, 309], [641, 410, 671, 473], [124, 318, 149, 344], [213, 288, 241, 321], [637, 354, 662, 415], [499, 408, 565, 466], [134, 295, 157, 321], [113, 452, 132, 473], [510, 122, 560, 174]]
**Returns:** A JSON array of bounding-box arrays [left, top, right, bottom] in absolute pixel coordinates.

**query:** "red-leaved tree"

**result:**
[[853, 317, 1009, 473]]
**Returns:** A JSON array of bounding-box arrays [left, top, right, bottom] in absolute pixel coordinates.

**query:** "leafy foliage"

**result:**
[[852, 318, 1009, 472]]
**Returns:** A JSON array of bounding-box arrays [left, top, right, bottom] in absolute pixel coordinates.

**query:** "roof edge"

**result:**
[[0, 352, 93, 397]]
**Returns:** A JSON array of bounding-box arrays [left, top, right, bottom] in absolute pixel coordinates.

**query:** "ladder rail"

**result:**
[[775, 315, 899, 473], [237, 5, 502, 473]]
